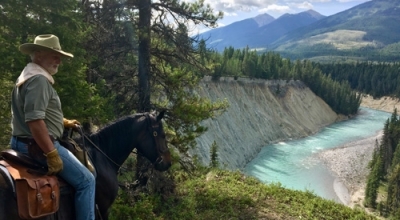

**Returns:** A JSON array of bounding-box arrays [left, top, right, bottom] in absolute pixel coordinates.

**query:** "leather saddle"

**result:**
[[0, 149, 66, 219], [0, 149, 69, 192]]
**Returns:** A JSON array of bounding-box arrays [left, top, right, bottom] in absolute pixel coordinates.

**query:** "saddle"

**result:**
[[0, 149, 61, 219], [0, 133, 97, 219]]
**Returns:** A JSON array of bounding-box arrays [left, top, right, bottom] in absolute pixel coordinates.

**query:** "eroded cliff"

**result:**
[[191, 76, 338, 169]]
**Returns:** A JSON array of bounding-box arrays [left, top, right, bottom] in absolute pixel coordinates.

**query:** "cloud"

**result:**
[[290, 1, 314, 10], [203, 0, 277, 13], [258, 4, 292, 14], [336, 0, 362, 2], [183, 0, 366, 18], [283, 0, 330, 2], [194, 0, 325, 16]]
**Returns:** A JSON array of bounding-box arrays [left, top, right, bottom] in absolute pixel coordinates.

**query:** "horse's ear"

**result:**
[[157, 110, 165, 121]]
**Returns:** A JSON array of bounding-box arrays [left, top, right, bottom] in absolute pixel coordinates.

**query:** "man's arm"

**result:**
[[27, 119, 63, 175], [27, 119, 55, 153]]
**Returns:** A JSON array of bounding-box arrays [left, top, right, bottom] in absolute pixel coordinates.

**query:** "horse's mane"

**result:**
[[88, 113, 148, 154]]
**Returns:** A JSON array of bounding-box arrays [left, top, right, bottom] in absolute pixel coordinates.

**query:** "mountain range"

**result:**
[[199, 0, 400, 61]]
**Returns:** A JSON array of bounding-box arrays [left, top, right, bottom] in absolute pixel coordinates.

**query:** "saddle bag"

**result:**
[[0, 156, 60, 219], [15, 176, 59, 219]]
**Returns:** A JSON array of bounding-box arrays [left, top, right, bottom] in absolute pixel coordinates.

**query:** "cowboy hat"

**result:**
[[19, 34, 74, 58]]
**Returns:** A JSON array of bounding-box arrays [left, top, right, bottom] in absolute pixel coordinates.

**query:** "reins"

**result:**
[[80, 132, 122, 168]]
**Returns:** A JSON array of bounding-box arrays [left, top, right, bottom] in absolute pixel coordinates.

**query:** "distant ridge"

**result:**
[[272, 0, 400, 46], [270, 0, 400, 61], [199, 10, 324, 51], [245, 10, 325, 48], [253, 13, 276, 27], [199, 13, 275, 51], [198, 0, 400, 61]]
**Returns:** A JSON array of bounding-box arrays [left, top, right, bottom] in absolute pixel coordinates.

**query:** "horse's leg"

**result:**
[[95, 187, 116, 220], [0, 174, 20, 220], [95, 175, 120, 220]]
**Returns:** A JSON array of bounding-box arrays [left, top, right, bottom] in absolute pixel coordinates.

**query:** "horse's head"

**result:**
[[138, 111, 171, 171]]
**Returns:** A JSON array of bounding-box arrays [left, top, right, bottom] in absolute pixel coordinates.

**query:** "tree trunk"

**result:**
[[136, 0, 152, 184], [138, 0, 151, 112]]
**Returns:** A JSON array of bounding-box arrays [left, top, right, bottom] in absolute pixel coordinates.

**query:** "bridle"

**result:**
[[142, 113, 168, 165]]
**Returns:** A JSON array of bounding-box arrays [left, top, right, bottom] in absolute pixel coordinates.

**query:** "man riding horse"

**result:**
[[10, 34, 96, 220]]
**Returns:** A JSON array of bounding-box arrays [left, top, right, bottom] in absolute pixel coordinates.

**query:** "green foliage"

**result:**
[[209, 141, 219, 168], [110, 193, 162, 220], [317, 62, 400, 98], [365, 109, 400, 217], [0, 74, 13, 150], [387, 164, 400, 215], [364, 153, 383, 208], [0, 0, 111, 128], [204, 48, 360, 115], [153, 64, 228, 154], [110, 169, 377, 219]]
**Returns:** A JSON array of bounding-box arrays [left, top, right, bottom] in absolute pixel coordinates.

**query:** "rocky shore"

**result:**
[[317, 95, 399, 208], [318, 131, 382, 207]]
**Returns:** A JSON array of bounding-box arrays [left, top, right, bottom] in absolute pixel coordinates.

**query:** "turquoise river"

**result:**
[[244, 107, 392, 203]]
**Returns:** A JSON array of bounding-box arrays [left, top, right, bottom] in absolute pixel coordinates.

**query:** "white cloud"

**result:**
[[189, 0, 328, 16], [203, 0, 277, 13], [282, 0, 330, 2], [294, 2, 314, 9], [258, 4, 292, 14], [336, 0, 363, 2], [182, 0, 368, 19]]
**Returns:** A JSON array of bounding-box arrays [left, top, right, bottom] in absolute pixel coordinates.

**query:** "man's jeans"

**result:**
[[10, 137, 96, 220]]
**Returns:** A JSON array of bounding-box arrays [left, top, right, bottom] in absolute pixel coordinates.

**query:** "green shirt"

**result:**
[[11, 75, 64, 138]]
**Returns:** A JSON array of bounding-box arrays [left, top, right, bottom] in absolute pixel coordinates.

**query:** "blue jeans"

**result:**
[[10, 137, 95, 220]]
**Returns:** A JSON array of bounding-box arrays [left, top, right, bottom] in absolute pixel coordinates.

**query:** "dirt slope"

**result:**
[[193, 77, 338, 169]]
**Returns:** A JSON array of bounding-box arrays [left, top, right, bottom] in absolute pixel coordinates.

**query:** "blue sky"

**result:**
[[183, 0, 371, 34]]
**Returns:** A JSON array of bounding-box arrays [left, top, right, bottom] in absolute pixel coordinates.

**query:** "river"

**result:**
[[243, 107, 391, 203]]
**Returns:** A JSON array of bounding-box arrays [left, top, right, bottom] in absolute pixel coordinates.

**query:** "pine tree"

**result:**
[[209, 141, 219, 168], [387, 164, 400, 214], [365, 139, 386, 208], [365, 153, 383, 208], [0, 0, 108, 126]]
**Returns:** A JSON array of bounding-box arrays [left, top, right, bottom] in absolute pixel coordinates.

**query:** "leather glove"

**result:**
[[45, 149, 63, 175], [63, 118, 80, 129]]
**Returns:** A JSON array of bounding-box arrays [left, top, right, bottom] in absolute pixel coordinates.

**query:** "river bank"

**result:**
[[318, 95, 398, 208], [318, 130, 383, 207]]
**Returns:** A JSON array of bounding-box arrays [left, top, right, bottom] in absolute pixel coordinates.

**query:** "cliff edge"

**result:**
[[192, 76, 338, 169]]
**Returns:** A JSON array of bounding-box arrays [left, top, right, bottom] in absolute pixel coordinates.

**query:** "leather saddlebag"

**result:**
[[15, 176, 59, 219]]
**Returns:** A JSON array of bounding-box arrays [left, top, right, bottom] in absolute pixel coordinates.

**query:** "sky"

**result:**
[[183, 0, 371, 34]]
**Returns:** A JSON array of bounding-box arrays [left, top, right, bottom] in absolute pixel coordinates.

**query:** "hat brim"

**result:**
[[19, 43, 74, 58]]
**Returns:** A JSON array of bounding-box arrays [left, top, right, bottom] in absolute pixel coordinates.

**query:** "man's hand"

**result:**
[[63, 118, 80, 129], [45, 149, 63, 175]]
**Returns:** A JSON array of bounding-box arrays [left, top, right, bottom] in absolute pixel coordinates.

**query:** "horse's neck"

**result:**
[[89, 117, 142, 168]]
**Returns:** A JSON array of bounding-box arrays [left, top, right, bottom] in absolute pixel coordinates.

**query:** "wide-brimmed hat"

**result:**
[[19, 34, 74, 58]]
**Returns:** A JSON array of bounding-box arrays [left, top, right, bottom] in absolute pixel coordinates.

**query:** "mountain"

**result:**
[[199, 14, 275, 52], [200, 0, 400, 61], [199, 10, 324, 51], [272, 0, 400, 54], [244, 10, 325, 49]]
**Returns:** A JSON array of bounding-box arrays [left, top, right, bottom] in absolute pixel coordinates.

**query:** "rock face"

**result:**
[[191, 76, 338, 169]]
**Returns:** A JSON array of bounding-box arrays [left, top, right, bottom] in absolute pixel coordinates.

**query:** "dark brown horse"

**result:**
[[0, 111, 172, 220]]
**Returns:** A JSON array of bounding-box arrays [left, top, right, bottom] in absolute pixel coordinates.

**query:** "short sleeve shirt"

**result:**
[[11, 75, 64, 138]]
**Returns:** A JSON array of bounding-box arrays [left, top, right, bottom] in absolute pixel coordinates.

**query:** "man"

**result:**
[[10, 34, 95, 220]]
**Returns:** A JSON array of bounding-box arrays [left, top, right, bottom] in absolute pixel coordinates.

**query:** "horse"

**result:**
[[0, 111, 172, 220]]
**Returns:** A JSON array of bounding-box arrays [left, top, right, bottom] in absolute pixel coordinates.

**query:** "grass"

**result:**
[[110, 169, 378, 220], [277, 29, 378, 52], [307, 56, 367, 63]]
